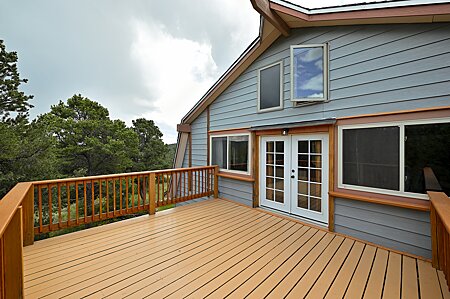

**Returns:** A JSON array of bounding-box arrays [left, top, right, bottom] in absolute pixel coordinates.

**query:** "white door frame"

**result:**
[[259, 134, 329, 224]]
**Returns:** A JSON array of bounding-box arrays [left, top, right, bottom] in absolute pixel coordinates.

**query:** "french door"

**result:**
[[260, 134, 329, 223]]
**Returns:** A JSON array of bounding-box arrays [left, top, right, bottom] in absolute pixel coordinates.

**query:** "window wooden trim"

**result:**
[[329, 190, 430, 211]]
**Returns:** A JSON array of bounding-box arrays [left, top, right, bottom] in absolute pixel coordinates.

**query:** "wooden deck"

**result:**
[[23, 198, 449, 299]]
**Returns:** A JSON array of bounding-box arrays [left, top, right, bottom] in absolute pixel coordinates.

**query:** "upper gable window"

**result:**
[[290, 44, 328, 102], [257, 61, 283, 112]]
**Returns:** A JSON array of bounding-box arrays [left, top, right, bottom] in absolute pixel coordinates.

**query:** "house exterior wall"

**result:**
[[209, 23, 450, 131], [334, 198, 431, 258], [184, 22, 450, 257]]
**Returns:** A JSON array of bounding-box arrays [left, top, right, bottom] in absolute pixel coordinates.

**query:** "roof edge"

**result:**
[[272, 0, 450, 15]]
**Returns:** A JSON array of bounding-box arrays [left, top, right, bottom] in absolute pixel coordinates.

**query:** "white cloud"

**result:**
[[315, 59, 323, 70], [301, 74, 323, 91], [130, 19, 219, 143], [299, 47, 323, 62]]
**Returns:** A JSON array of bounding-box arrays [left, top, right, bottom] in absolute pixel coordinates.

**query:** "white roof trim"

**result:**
[[272, 0, 450, 15]]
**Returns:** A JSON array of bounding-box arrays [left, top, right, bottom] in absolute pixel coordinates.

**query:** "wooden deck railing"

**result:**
[[0, 165, 218, 298], [425, 167, 450, 290]]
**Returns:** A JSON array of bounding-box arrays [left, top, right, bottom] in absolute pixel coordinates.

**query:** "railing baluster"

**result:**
[[38, 185, 43, 233], [67, 182, 71, 226], [91, 180, 95, 222], [75, 182, 79, 225], [48, 184, 52, 230], [197, 170, 201, 197], [58, 183, 62, 229], [119, 177, 123, 214], [99, 180, 102, 219], [83, 181, 87, 223], [131, 176, 135, 212], [106, 179, 110, 218], [125, 177, 129, 213], [113, 179, 116, 216]]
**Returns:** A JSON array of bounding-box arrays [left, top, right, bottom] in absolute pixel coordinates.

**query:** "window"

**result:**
[[405, 123, 450, 195], [290, 44, 328, 102], [210, 134, 251, 174], [343, 127, 400, 191], [258, 62, 283, 112], [338, 118, 450, 199]]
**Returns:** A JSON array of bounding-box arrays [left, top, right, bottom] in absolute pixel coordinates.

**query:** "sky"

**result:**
[[0, 0, 386, 143]]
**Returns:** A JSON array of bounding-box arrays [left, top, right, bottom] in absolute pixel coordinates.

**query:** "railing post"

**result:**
[[149, 173, 156, 215], [430, 202, 439, 268], [22, 184, 34, 246], [214, 166, 219, 198], [2, 207, 24, 298]]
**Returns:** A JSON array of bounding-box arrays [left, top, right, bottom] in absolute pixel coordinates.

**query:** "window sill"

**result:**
[[329, 190, 430, 211], [217, 172, 255, 182]]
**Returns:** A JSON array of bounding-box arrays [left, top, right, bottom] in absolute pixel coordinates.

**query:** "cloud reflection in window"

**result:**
[[292, 46, 324, 99]]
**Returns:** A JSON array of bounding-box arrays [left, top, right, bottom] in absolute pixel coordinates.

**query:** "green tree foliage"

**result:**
[[39, 95, 139, 176], [0, 40, 33, 123], [0, 119, 60, 196], [132, 118, 170, 171]]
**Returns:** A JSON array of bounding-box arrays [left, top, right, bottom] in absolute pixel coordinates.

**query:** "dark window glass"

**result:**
[[405, 123, 450, 195], [229, 135, 249, 172], [343, 126, 400, 190], [259, 64, 281, 110], [211, 137, 227, 169]]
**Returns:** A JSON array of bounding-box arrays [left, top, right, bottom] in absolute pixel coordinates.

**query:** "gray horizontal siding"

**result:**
[[182, 110, 207, 168], [209, 23, 450, 131], [218, 177, 253, 207], [334, 198, 431, 258]]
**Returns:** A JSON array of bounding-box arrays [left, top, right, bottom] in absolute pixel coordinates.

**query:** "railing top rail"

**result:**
[[0, 182, 33, 237], [31, 165, 218, 186]]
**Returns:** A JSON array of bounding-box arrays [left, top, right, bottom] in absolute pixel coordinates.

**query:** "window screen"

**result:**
[[259, 63, 281, 110], [343, 126, 400, 190], [405, 123, 450, 195], [211, 137, 227, 169], [229, 135, 249, 172]]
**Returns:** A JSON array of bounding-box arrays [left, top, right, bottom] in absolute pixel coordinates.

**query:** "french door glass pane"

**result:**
[[310, 197, 321, 212], [266, 140, 285, 203], [343, 126, 400, 191], [298, 195, 308, 209], [297, 140, 322, 212]]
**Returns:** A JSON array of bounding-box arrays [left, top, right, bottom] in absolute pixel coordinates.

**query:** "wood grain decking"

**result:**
[[23, 198, 449, 298]]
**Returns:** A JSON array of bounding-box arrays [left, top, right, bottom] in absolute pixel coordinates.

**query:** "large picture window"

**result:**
[[210, 134, 251, 174], [290, 44, 328, 102], [258, 62, 283, 112], [338, 119, 450, 198]]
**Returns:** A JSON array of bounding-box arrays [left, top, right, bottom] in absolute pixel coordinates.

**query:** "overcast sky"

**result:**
[[1, 0, 382, 143]]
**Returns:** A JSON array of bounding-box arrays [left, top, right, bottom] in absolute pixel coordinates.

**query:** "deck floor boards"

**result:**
[[23, 198, 449, 298]]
